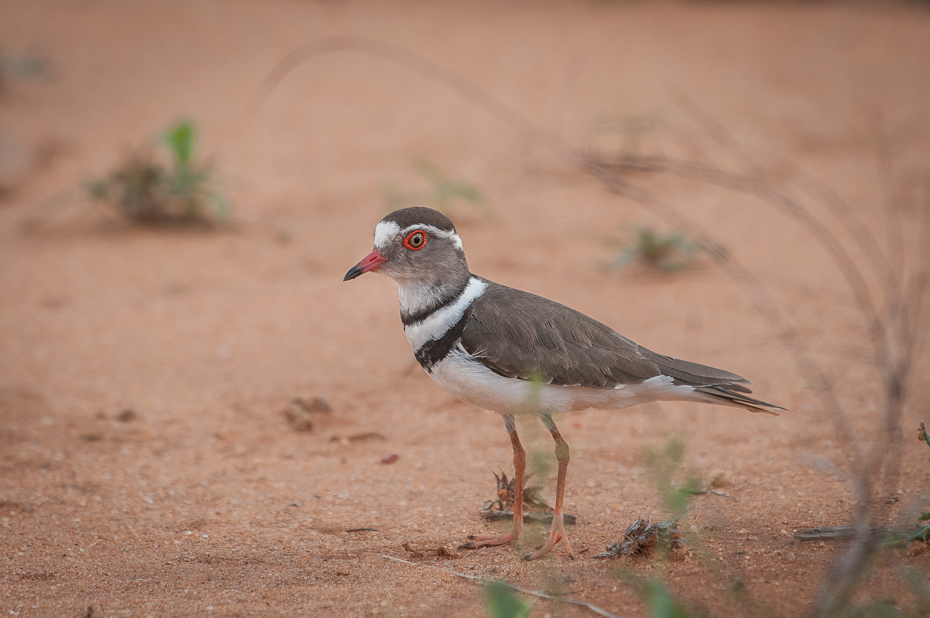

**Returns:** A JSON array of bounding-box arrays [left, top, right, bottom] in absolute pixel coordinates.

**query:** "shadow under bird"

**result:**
[[344, 206, 783, 560]]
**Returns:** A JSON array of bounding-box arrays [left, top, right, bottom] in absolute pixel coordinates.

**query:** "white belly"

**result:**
[[428, 348, 698, 416]]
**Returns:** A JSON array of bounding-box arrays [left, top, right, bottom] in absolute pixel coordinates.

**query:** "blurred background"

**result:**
[[2, 1, 929, 616]]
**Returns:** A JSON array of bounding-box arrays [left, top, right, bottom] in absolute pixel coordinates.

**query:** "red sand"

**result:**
[[2, 1, 929, 616]]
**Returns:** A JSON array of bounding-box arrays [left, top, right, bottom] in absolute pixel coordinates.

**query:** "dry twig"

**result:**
[[482, 469, 551, 513], [379, 554, 625, 618], [593, 516, 684, 559]]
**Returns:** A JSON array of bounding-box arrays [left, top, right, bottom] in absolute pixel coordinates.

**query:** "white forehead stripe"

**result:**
[[373, 220, 463, 252], [403, 276, 486, 351], [373, 221, 401, 249]]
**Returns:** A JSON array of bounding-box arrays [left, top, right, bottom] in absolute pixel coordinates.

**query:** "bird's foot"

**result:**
[[523, 526, 574, 561], [460, 531, 522, 550]]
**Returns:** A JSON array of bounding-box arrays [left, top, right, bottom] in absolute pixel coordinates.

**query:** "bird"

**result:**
[[344, 206, 783, 560]]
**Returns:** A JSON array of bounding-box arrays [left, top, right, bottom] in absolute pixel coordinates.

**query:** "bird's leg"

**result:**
[[462, 414, 525, 550], [524, 414, 574, 560]]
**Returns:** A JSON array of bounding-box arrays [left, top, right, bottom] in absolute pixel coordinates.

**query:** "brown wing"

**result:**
[[459, 280, 751, 390]]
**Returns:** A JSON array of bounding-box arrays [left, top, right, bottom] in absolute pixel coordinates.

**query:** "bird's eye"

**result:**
[[404, 231, 427, 250]]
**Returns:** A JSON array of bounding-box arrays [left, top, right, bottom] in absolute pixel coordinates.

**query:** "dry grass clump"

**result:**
[[86, 120, 229, 226], [612, 226, 723, 272]]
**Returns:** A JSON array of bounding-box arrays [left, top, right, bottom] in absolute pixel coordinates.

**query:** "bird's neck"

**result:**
[[397, 271, 474, 325]]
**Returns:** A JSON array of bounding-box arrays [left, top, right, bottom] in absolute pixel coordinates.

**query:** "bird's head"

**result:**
[[344, 207, 470, 286]]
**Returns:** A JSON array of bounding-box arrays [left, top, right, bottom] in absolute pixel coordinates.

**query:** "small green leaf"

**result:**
[[904, 566, 930, 606], [484, 581, 532, 618], [164, 120, 195, 167], [614, 226, 709, 273], [644, 579, 688, 618]]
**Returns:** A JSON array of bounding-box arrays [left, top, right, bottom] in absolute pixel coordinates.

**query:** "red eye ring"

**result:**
[[404, 230, 427, 250]]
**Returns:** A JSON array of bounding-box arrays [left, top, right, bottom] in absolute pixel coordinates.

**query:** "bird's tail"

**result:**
[[692, 385, 784, 415], [645, 350, 785, 415]]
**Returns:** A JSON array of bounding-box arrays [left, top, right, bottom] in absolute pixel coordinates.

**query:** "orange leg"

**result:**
[[524, 414, 574, 560], [462, 415, 525, 550]]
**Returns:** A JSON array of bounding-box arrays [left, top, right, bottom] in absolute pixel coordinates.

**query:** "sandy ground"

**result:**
[[2, 1, 930, 616]]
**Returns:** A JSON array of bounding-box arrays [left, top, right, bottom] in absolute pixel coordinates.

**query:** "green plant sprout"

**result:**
[[644, 579, 690, 618], [641, 436, 704, 520], [382, 157, 491, 219], [883, 422, 930, 549], [612, 226, 724, 273], [484, 580, 532, 618], [86, 119, 229, 226]]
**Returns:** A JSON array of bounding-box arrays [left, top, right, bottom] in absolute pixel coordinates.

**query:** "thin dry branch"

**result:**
[[618, 98, 928, 498], [250, 35, 578, 164], [793, 526, 900, 541], [785, 164, 899, 305], [606, 152, 887, 383], [872, 112, 905, 281], [379, 554, 625, 618], [584, 158, 864, 467], [675, 92, 900, 299]]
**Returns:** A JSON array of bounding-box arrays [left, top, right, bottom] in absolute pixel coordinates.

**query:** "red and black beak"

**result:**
[[344, 249, 388, 281]]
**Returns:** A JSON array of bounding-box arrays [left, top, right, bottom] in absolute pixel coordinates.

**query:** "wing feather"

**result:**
[[460, 281, 753, 391]]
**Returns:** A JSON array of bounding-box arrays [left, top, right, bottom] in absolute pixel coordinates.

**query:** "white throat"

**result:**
[[398, 278, 445, 316], [402, 276, 487, 351]]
